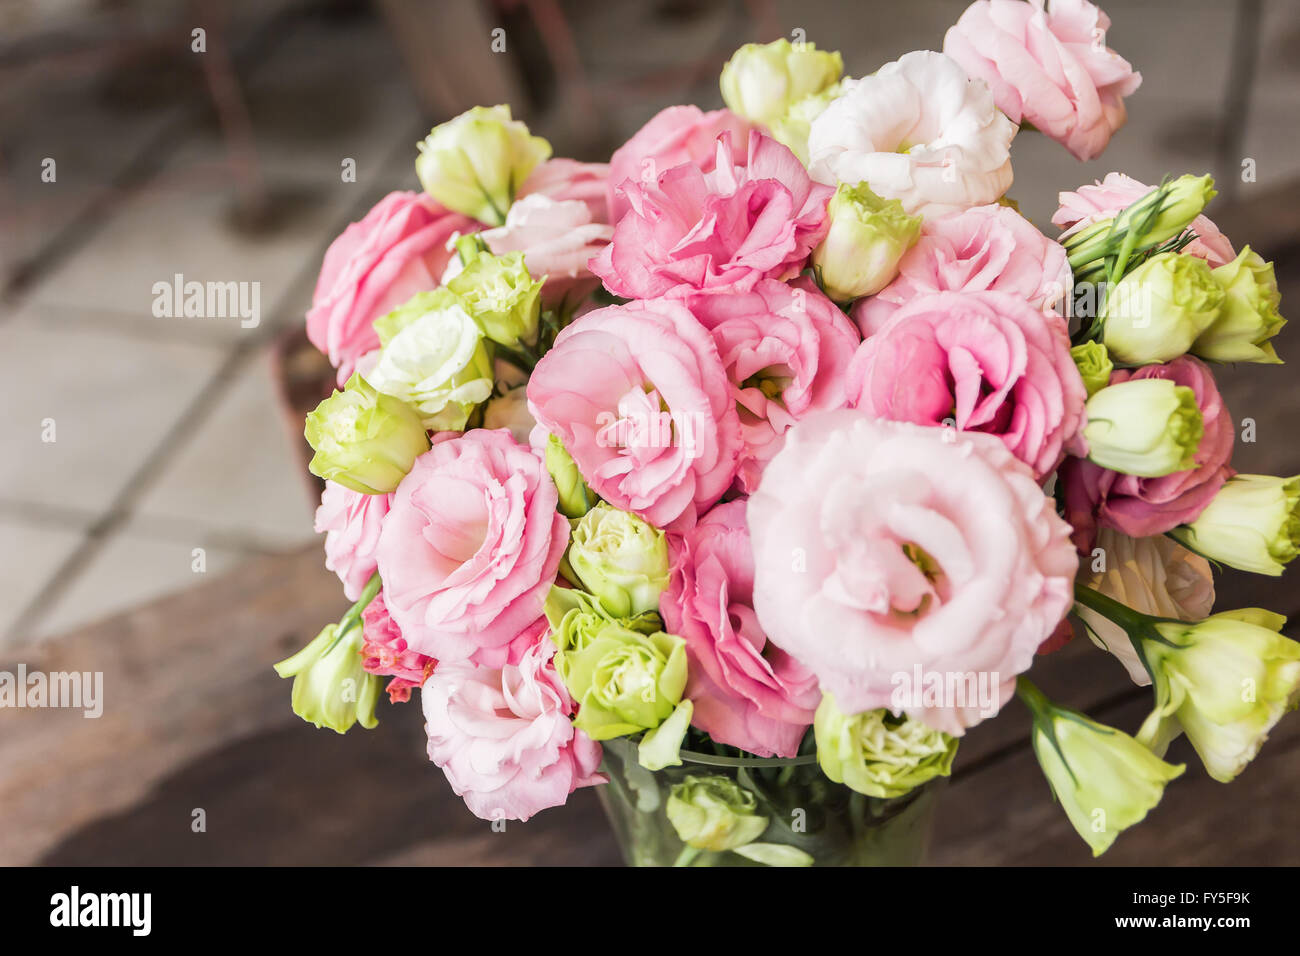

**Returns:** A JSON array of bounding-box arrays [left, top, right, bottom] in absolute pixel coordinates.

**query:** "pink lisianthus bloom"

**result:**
[[375, 429, 569, 667], [660, 500, 821, 757], [846, 290, 1086, 480], [360, 590, 434, 703], [592, 131, 831, 300], [747, 413, 1076, 735], [853, 203, 1071, 337], [1052, 172, 1235, 266], [1061, 356, 1234, 549], [519, 158, 611, 225], [527, 299, 741, 529], [423, 621, 605, 822], [606, 105, 752, 224], [688, 277, 859, 491], [944, 0, 1142, 162], [315, 480, 391, 602], [306, 191, 475, 385]]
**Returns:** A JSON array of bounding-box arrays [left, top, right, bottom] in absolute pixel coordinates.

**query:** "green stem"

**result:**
[[672, 846, 703, 867]]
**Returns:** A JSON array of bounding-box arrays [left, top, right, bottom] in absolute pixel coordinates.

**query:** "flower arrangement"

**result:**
[[278, 0, 1298, 864]]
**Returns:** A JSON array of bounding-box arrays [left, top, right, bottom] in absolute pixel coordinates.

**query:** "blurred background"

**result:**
[[0, 0, 1297, 866]]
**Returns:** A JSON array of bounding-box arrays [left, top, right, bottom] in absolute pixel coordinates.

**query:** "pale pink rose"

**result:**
[[853, 203, 1071, 337], [688, 277, 859, 491], [315, 480, 391, 602], [661, 500, 821, 757], [360, 590, 434, 703], [944, 0, 1142, 161], [423, 622, 605, 822], [306, 191, 475, 385], [375, 429, 569, 667], [748, 412, 1077, 735], [592, 131, 831, 300], [443, 194, 613, 308], [1052, 172, 1235, 266], [526, 299, 741, 529], [846, 291, 1086, 480], [607, 105, 752, 224], [1061, 356, 1234, 547], [519, 158, 611, 224]]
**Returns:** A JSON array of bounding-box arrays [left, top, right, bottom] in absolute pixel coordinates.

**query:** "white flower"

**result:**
[[1077, 528, 1215, 685], [807, 51, 1016, 217], [483, 384, 537, 445]]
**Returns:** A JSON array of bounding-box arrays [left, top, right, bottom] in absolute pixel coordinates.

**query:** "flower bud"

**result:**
[[545, 433, 595, 518], [1066, 174, 1217, 275], [812, 182, 922, 302], [720, 39, 842, 129], [1170, 475, 1300, 576], [1101, 252, 1223, 364], [1083, 378, 1203, 477], [1138, 608, 1300, 782], [368, 290, 495, 430], [567, 503, 670, 617], [769, 81, 843, 165], [305, 373, 430, 494], [813, 694, 957, 798], [1193, 246, 1286, 364], [1019, 679, 1184, 857], [666, 775, 770, 851], [415, 105, 551, 225], [1070, 341, 1113, 397], [446, 249, 545, 346], [274, 621, 382, 734]]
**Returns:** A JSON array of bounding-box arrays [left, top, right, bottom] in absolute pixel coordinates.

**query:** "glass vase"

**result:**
[[596, 739, 941, 867]]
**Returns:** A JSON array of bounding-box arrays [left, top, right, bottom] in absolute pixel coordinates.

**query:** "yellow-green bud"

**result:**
[[545, 434, 595, 518], [1171, 474, 1300, 576], [1194, 246, 1285, 364], [1070, 341, 1114, 397], [446, 249, 545, 347], [1083, 378, 1203, 478], [666, 775, 770, 851], [305, 373, 430, 494], [567, 503, 669, 618], [812, 182, 922, 302], [1101, 252, 1223, 364], [813, 694, 957, 798], [274, 621, 381, 734], [720, 39, 842, 129]]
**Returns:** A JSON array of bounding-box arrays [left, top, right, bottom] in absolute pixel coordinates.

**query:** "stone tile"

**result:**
[[131, 350, 319, 551], [0, 516, 85, 645], [0, 307, 227, 517]]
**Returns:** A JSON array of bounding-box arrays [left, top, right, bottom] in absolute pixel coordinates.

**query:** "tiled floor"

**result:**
[[1, 0, 1296, 647]]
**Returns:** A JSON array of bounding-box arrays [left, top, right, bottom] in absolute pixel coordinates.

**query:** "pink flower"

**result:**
[[315, 480, 390, 602], [1061, 356, 1234, 547], [853, 203, 1071, 337], [591, 132, 831, 300], [607, 105, 752, 224], [747, 412, 1077, 735], [519, 158, 611, 225], [360, 590, 434, 703], [443, 194, 613, 308], [375, 429, 569, 667], [1053, 172, 1235, 266], [944, 0, 1142, 161], [306, 191, 475, 385], [688, 277, 859, 491], [661, 500, 821, 757], [846, 290, 1086, 480], [527, 299, 741, 529], [423, 623, 605, 822]]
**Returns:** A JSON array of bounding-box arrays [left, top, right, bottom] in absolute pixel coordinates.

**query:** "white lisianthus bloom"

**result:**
[[807, 51, 1017, 217], [1077, 528, 1215, 686]]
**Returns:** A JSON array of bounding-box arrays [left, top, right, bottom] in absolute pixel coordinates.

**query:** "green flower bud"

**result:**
[[1019, 679, 1184, 857], [553, 620, 687, 741], [1101, 252, 1224, 364], [415, 105, 551, 225], [720, 39, 842, 129], [666, 775, 770, 851], [543, 586, 659, 654], [1137, 609, 1300, 782], [274, 621, 381, 734], [769, 81, 843, 166], [1193, 246, 1286, 364], [567, 503, 670, 618], [812, 182, 922, 302], [305, 373, 430, 494], [1066, 174, 1217, 275], [1070, 341, 1113, 397], [1083, 378, 1203, 478], [1171, 475, 1300, 576], [546, 434, 595, 519], [446, 249, 545, 347], [368, 290, 495, 431], [813, 694, 958, 798]]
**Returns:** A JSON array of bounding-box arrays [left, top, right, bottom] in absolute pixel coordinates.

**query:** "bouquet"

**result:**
[[277, 0, 1298, 865]]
